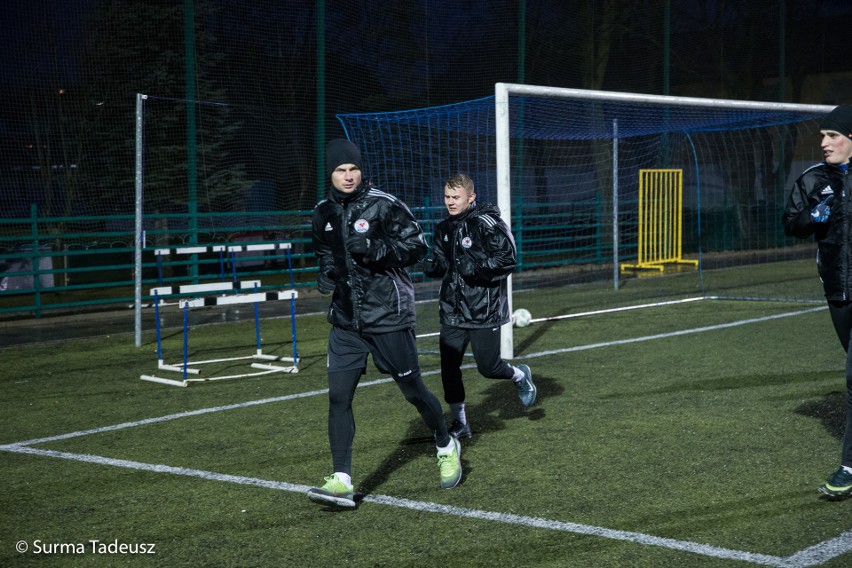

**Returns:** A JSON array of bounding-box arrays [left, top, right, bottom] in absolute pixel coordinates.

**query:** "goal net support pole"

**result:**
[[495, 84, 513, 360]]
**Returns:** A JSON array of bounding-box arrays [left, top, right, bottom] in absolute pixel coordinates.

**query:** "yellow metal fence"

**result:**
[[621, 168, 698, 273]]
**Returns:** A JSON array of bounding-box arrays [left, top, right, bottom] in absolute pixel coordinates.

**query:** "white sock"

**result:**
[[511, 365, 524, 382], [334, 472, 352, 487], [843, 466, 852, 475], [437, 439, 455, 453], [450, 402, 466, 424]]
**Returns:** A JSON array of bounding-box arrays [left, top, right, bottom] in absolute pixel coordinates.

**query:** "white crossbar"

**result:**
[[140, 375, 189, 387], [178, 290, 297, 309], [158, 363, 201, 374], [150, 286, 174, 296], [254, 353, 299, 363], [154, 242, 292, 256], [250, 363, 299, 372], [179, 282, 234, 294], [174, 246, 209, 255], [149, 280, 262, 299]]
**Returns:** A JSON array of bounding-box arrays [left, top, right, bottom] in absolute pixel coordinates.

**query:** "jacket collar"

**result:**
[[328, 182, 368, 204], [450, 201, 477, 223]]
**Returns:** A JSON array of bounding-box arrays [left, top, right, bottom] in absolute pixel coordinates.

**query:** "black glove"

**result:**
[[423, 254, 445, 278], [457, 255, 476, 278], [346, 235, 370, 257], [317, 271, 335, 296], [811, 195, 835, 223]]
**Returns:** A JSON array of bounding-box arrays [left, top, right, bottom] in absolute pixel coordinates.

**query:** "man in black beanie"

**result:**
[[308, 139, 461, 508], [783, 105, 852, 500]]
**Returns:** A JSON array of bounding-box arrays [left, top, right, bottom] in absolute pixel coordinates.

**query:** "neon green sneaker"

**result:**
[[437, 437, 462, 489], [818, 467, 852, 501], [307, 473, 356, 508]]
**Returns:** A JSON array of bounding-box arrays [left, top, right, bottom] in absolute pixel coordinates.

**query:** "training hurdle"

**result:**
[[621, 168, 699, 273], [140, 243, 299, 387]]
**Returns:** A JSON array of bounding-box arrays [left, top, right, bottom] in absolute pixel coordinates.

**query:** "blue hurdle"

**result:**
[[141, 243, 299, 387]]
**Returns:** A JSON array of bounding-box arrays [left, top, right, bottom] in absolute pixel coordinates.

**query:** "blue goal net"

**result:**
[[337, 90, 832, 320]]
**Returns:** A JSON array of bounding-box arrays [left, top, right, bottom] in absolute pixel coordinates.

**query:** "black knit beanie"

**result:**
[[326, 139, 362, 178], [820, 105, 852, 141]]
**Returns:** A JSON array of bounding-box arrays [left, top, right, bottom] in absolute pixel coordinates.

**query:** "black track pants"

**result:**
[[439, 324, 514, 405], [826, 301, 852, 467], [325, 327, 449, 475]]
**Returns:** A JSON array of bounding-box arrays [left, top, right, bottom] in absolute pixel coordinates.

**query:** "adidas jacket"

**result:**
[[424, 202, 516, 328], [312, 183, 428, 332], [782, 162, 851, 301]]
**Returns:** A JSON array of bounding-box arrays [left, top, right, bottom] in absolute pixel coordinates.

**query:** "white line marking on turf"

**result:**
[[784, 530, 852, 567], [416, 297, 709, 338], [0, 443, 841, 568], [519, 306, 827, 360], [2, 381, 386, 448], [527, 296, 708, 324], [4, 306, 825, 449], [1, 305, 846, 566]]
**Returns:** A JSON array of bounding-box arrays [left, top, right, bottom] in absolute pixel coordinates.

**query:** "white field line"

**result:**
[[1, 305, 847, 567], [785, 531, 852, 567], [519, 305, 827, 360], [0, 443, 844, 568], [415, 299, 703, 338], [2, 379, 382, 447]]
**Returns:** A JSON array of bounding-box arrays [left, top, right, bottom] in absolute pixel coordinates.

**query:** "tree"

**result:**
[[80, 0, 247, 223]]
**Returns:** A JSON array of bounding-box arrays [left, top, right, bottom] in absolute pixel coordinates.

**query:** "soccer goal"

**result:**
[[338, 84, 834, 358]]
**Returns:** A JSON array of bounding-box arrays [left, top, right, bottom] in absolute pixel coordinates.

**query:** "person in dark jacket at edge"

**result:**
[[424, 173, 536, 441], [307, 139, 461, 508], [782, 104, 852, 500]]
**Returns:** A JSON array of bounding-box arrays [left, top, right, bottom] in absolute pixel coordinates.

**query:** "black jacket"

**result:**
[[312, 183, 428, 332], [782, 162, 851, 301], [424, 202, 516, 328]]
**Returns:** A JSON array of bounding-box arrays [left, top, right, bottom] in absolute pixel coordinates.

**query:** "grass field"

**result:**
[[2, 261, 851, 567]]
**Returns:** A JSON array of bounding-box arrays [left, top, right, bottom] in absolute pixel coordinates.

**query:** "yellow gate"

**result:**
[[621, 169, 698, 272]]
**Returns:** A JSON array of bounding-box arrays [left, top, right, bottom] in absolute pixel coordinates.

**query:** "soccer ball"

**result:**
[[512, 308, 532, 328]]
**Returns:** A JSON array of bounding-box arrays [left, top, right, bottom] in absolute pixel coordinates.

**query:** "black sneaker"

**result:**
[[448, 419, 472, 439], [819, 466, 852, 500]]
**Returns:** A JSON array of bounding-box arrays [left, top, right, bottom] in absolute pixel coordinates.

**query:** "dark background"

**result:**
[[1, 0, 851, 214]]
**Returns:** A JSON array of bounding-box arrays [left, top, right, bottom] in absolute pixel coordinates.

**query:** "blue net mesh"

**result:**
[[339, 93, 829, 303]]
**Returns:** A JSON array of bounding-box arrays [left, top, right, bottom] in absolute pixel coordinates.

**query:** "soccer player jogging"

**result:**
[[307, 139, 461, 508], [782, 105, 852, 500], [424, 173, 536, 440]]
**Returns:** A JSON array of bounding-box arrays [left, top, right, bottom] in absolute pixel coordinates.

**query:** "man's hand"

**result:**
[[423, 254, 446, 277], [317, 271, 335, 296], [811, 195, 835, 223], [346, 235, 370, 257]]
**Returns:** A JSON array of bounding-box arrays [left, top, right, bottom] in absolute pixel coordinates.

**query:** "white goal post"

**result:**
[[494, 82, 833, 359]]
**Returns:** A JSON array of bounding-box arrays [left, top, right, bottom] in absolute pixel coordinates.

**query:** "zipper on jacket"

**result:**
[[343, 201, 361, 332], [844, 168, 849, 302], [452, 221, 465, 315]]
